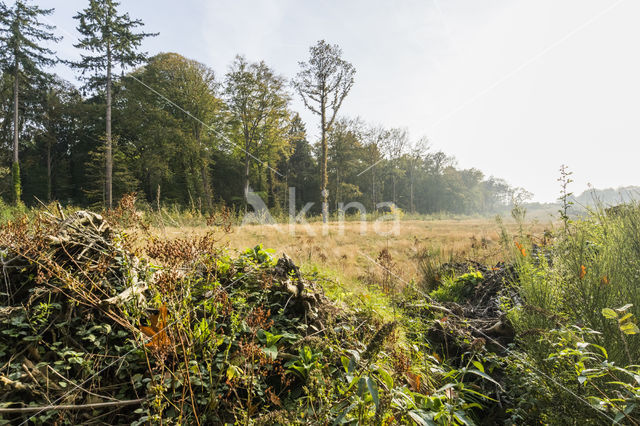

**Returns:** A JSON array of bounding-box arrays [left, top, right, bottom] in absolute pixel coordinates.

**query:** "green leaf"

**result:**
[[472, 360, 484, 373], [615, 303, 633, 313], [340, 356, 350, 373], [262, 345, 278, 360], [590, 343, 608, 359], [226, 365, 239, 381], [331, 402, 357, 425], [602, 308, 618, 320], [465, 369, 503, 390], [454, 410, 476, 425], [408, 410, 436, 426], [375, 367, 393, 389], [366, 376, 379, 409], [618, 313, 633, 323], [620, 322, 640, 335]]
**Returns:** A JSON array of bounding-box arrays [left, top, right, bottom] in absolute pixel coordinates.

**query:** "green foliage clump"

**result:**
[[0, 212, 501, 425], [510, 203, 640, 365], [430, 270, 483, 303], [497, 202, 640, 424]]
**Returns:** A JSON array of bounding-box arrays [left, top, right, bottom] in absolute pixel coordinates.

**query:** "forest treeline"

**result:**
[[0, 0, 524, 216]]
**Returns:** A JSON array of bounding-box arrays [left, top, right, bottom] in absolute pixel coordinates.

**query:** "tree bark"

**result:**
[[12, 59, 20, 204], [201, 163, 212, 210], [320, 101, 328, 223], [105, 44, 113, 209], [47, 139, 52, 201], [372, 165, 376, 211], [196, 132, 212, 211], [410, 167, 415, 213], [243, 138, 250, 213]]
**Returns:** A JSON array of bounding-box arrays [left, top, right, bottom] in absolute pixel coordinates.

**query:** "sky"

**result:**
[[33, 0, 640, 202]]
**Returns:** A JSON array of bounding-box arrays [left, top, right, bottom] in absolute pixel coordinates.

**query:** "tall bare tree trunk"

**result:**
[[320, 102, 328, 223], [47, 139, 52, 201], [105, 45, 113, 209], [410, 168, 415, 213], [393, 175, 396, 206], [196, 132, 212, 211], [201, 163, 212, 210], [12, 61, 21, 204], [243, 138, 250, 213], [267, 164, 275, 209]]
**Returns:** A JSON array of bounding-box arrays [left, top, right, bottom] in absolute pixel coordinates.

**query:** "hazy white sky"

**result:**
[[38, 0, 640, 202]]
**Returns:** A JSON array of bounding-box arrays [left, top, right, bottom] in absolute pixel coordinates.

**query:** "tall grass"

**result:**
[[511, 202, 640, 364]]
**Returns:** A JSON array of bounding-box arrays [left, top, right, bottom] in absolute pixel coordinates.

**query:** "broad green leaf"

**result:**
[[465, 369, 503, 390], [341, 356, 350, 373], [262, 345, 278, 360], [602, 308, 618, 320], [618, 313, 633, 323], [454, 410, 476, 425], [375, 367, 393, 389], [408, 410, 436, 426], [472, 360, 484, 373], [620, 322, 640, 335], [615, 303, 633, 313], [366, 376, 379, 409]]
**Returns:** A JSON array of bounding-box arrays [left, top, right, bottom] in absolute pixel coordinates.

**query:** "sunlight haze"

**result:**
[[41, 0, 639, 202]]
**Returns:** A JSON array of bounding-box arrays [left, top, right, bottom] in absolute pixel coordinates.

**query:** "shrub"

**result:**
[[430, 270, 484, 303]]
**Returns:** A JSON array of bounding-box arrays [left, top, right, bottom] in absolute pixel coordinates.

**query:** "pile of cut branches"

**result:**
[[0, 207, 398, 424]]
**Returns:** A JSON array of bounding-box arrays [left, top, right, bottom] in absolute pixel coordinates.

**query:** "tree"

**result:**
[[0, 0, 59, 204], [70, 0, 156, 208], [123, 53, 224, 209], [406, 136, 429, 213], [286, 114, 317, 211], [293, 40, 355, 223], [361, 125, 385, 211], [224, 56, 290, 211], [327, 118, 365, 210], [40, 78, 82, 201], [381, 127, 408, 207]]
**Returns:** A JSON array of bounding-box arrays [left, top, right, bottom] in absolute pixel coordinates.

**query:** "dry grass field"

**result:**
[[152, 216, 554, 288]]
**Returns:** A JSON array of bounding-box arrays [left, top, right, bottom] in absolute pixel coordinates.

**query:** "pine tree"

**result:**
[[0, 0, 59, 204], [70, 0, 156, 208]]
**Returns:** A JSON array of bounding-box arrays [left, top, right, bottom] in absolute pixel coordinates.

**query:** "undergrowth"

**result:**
[[1, 193, 640, 424]]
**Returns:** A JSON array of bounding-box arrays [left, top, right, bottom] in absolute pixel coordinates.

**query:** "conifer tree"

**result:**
[[70, 0, 156, 208], [0, 0, 59, 204]]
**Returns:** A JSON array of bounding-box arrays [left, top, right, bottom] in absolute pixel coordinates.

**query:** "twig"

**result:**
[[0, 398, 146, 413], [46, 365, 119, 402]]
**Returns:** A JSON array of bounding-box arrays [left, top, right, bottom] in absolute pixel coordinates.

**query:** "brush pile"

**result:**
[[408, 261, 518, 360], [0, 209, 154, 424], [0, 208, 387, 424]]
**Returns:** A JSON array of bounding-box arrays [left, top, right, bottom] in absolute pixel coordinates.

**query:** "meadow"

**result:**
[[152, 216, 553, 291], [2, 200, 640, 425]]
